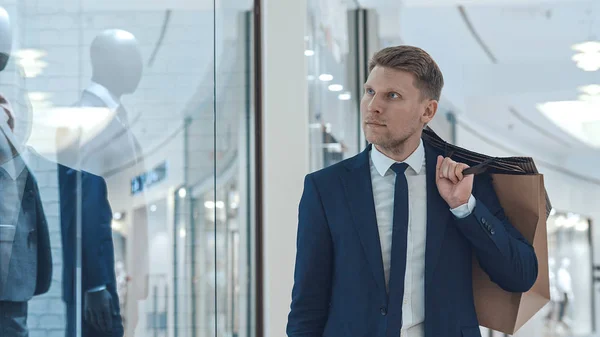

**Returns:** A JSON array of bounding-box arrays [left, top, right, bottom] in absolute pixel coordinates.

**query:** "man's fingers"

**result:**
[[447, 163, 459, 183], [441, 157, 457, 183], [437, 156, 471, 184], [455, 163, 464, 181], [436, 155, 443, 178], [438, 157, 470, 184]]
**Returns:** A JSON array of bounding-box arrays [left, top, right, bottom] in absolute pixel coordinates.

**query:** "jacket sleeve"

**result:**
[[286, 174, 333, 337], [81, 173, 113, 291], [454, 174, 539, 293]]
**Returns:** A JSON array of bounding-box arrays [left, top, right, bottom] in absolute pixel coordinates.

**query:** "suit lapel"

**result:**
[[340, 145, 386, 293], [424, 141, 451, 286], [340, 140, 452, 291]]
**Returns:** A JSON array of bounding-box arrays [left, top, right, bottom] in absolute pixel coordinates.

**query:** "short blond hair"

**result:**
[[368, 45, 444, 101]]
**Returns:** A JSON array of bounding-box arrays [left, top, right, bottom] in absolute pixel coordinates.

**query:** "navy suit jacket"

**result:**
[[58, 164, 119, 307], [27, 172, 53, 297], [287, 139, 538, 337]]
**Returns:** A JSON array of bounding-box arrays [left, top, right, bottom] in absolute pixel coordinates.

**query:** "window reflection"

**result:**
[[0, 1, 254, 336], [307, 0, 361, 172], [543, 211, 593, 336]]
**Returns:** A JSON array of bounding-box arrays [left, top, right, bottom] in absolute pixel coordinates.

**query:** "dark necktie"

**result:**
[[387, 162, 409, 337]]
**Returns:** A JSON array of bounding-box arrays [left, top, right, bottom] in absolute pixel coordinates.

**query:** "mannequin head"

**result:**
[[90, 29, 143, 98], [0, 7, 12, 72]]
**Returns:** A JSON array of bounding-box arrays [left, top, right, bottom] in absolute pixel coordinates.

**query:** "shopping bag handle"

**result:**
[[445, 149, 495, 176], [462, 161, 492, 175]]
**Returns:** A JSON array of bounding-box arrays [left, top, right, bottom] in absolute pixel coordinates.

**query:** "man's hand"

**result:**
[[84, 289, 117, 332], [435, 155, 474, 209]]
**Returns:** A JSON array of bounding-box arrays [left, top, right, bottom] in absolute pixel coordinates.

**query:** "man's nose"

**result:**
[[367, 95, 382, 114]]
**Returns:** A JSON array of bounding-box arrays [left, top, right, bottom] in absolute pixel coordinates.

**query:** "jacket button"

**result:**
[[380, 307, 387, 316], [481, 217, 487, 225], [490, 228, 496, 235]]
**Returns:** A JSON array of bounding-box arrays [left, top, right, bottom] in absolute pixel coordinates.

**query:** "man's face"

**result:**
[[360, 66, 437, 151]]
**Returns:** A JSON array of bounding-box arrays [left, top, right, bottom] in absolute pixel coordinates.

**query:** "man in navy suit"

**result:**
[[287, 46, 538, 337]]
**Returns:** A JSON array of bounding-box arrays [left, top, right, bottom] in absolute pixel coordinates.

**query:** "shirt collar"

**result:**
[[370, 139, 425, 177], [85, 82, 120, 110], [1, 152, 26, 181]]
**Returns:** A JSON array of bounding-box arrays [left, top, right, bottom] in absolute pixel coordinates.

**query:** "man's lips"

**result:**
[[366, 122, 385, 126]]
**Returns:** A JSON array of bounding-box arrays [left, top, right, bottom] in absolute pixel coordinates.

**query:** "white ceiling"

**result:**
[[367, 0, 600, 160], [359, 0, 592, 8]]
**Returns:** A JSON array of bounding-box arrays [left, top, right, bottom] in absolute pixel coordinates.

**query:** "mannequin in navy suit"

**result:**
[[287, 46, 538, 337], [0, 7, 52, 336], [57, 28, 147, 337], [58, 163, 123, 337]]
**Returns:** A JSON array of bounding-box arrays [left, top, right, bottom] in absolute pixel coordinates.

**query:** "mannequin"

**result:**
[[58, 28, 148, 337], [73, 29, 144, 172], [0, 7, 53, 336], [89, 29, 143, 115], [0, 7, 11, 72], [556, 257, 573, 329]]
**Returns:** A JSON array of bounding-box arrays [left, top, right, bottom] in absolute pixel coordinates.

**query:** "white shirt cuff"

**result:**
[[450, 195, 476, 219], [87, 285, 106, 293]]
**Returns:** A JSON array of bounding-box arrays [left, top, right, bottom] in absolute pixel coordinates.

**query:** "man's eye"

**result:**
[[365, 88, 375, 95], [388, 92, 400, 99]]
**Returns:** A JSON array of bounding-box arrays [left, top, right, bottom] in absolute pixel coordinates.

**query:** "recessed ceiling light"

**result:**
[[572, 53, 600, 71], [304, 50, 315, 56], [572, 41, 600, 53], [575, 221, 589, 232], [537, 100, 600, 147], [319, 74, 333, 82], [571, 41, 600, 72], [328, 84, 343, 92], [15, 49, 48, 78], [578, 84, 600, 96], [14, 49, 47, 60], [28, 92, 52, 101], [338, 92, 351, 100], [579, 94, 600, 103]]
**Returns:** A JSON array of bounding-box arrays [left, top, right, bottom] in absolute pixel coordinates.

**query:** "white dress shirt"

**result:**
[[86, 82, 120, 111], [77, 82, 139, 175], [369, 140, 476, 337]]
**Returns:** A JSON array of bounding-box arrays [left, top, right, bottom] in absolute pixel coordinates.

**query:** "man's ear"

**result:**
[[422, 99, 438, 124]]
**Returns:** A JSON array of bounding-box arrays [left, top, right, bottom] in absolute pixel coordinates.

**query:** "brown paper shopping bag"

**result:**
[[472, 174, 550, 334], [421, 126, 551, 334]]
